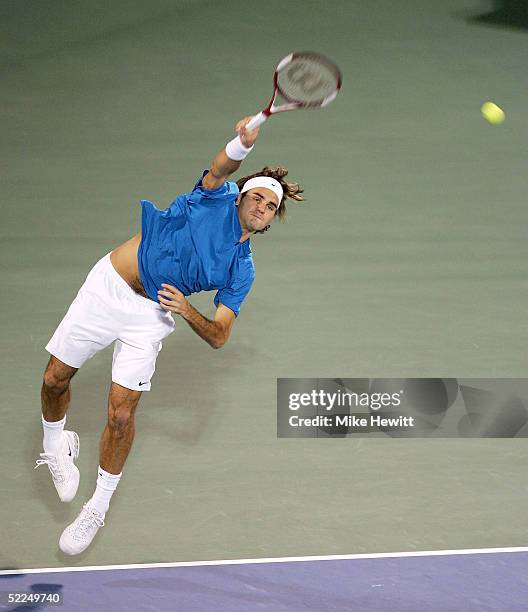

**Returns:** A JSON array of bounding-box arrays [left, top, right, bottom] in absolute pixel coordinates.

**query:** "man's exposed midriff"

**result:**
[[110, 233, 149, 299]]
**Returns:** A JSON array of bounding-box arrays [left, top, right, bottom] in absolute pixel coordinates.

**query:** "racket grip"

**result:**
[[246, 112, 268, 131]]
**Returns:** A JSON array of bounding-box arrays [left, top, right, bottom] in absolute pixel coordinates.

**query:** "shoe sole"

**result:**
[[58, 431, 80, 503], [58, 465, 80, 503], [64, 431, 80, 460]]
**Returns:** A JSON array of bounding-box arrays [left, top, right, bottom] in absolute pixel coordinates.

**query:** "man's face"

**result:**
[[236, 187, 278, 233]]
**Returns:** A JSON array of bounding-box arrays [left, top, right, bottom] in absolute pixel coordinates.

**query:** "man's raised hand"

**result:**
[[235, 116, 260, 148]]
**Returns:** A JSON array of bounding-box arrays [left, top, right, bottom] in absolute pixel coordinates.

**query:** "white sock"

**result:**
[[88, 466, 122, 516], [42, 415, 66, 454]]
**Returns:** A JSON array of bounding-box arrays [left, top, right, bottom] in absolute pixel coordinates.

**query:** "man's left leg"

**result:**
[[99, 382, 142, 475], [59, 383, 142, 555]]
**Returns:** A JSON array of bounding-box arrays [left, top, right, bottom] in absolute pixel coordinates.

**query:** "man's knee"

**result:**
[[43, 356, 77, 395], [107, 383, 141, 434]]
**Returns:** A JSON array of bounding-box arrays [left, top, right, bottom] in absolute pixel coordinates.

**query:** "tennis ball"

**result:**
[[481, 101, 505, 125]]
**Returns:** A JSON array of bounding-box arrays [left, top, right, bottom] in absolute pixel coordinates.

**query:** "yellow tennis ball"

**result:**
[[481, 101, 505, 125]]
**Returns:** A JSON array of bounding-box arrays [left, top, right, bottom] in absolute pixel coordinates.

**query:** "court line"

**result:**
[[1, 546, 528, 576]]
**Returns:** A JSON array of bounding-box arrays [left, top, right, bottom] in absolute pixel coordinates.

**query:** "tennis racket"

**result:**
[[246, 51, 342, 131]]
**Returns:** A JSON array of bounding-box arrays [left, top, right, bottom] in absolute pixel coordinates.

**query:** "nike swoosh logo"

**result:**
[[138, 382, 149, 386], [67, 443, 72, 457]]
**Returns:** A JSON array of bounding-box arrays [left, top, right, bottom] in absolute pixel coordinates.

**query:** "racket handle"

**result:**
[[246, 112, 268, 131]]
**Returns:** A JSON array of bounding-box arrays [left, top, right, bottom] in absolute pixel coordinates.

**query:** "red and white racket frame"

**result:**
[[246, 52, 342, 131]]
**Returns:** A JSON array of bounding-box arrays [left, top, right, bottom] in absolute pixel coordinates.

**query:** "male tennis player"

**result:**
[[35, 116, 303, 555]]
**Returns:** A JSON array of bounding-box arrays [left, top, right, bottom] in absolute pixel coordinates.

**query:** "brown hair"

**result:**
[[236, 166, 305, 233]]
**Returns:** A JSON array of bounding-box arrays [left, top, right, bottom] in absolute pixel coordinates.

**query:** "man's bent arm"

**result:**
[[202, 116, 260, 191], [157, 284, 235, 349], [180, 303, 235, 349]]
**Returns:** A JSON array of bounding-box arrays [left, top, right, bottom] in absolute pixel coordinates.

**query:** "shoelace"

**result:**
[[34, 454, 65, 483], [77, 506, 105, 538]]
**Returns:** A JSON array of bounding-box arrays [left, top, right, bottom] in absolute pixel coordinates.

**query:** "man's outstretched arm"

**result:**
[[202, 116, 260, 191], [157, 283, 235, 349]]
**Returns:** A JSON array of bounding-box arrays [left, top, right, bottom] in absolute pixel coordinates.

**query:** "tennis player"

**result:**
[[35, 116, 304, 555]]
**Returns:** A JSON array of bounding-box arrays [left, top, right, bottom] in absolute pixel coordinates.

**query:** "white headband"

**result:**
[[240, 176, 283, 208]]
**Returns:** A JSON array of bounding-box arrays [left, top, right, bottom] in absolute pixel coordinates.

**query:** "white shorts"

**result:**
[[45, 253, 175, 391]]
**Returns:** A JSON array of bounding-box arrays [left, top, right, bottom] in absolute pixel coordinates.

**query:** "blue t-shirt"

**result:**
[[137, 172, 255, 317]]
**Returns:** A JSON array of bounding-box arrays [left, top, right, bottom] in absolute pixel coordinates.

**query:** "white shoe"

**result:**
[[59, 503, 105, 555], [34, 430, 80, 502]]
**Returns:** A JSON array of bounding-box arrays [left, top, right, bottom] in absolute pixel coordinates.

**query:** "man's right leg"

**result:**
[[42, 355, 78, 424], [37, 255, 126, 504], [35, 355, 81, 502]]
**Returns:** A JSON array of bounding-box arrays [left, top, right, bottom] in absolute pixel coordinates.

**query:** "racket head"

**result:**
[[274, 51, 342, 109]]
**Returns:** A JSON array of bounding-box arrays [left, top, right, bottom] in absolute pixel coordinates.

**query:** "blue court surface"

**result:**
[[1, 548, 527, 611]]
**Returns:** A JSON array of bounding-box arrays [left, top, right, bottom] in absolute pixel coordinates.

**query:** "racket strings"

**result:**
[[277, 56, 340, 105]]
